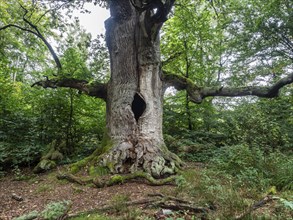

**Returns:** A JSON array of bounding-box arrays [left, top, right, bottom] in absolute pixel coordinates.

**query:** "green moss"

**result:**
[[105, 162, 114, 173], [33, 159, 56, 173], [70, 157, 90, 174], [70, 164, 80, 174], [99, 129, 114, 154], [41, 140, 66, 162], [69, 129, 115, 175], [42, 148, 55, 160], [89, 166, 109, 176], [89, 166, 95, 176], [109, 175, 124, 185], [51, 150, 63, 161]]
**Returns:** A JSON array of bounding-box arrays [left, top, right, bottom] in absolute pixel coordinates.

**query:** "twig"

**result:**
[[235, 196, 275, 220], [148, 193, 209, 213], [67, 193, 209, 219]]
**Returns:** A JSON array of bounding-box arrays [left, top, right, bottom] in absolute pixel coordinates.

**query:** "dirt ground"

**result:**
[[0, 168, 174, 220]]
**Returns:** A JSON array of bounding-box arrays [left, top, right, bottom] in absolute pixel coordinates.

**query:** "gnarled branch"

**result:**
[[32, 77, 108, 101], [163, 71, 293, 103]]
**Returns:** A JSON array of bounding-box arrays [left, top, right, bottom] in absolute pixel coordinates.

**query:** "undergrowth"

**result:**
[[172, 144, 293, 219], [10, 144, 293, 220]]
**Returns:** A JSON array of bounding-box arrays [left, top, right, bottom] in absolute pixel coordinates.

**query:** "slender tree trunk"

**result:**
[[98, 1, 181, 178], [184, 41, 193, 131], [65, 88, 74, 152]]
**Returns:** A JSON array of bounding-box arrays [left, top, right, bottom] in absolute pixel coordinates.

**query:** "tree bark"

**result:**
[[98, 0, 181, 178]]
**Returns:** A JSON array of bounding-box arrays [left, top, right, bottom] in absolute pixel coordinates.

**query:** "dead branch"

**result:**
[[235, 196, 275, 220], [148, 193, 209, 214], [66, 198, 158, 219], [67, 193, 209, 219]]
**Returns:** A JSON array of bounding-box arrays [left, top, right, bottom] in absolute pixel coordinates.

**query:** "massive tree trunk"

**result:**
[[98, 0, 181, 178], [27, 0, 293, 178]]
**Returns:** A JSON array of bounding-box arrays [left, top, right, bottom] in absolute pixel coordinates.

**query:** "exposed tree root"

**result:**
[[93, 172, 177, 187], [57, 171, 177, 188], [56, 173, 92, 185], [69, 147, 106, 174]]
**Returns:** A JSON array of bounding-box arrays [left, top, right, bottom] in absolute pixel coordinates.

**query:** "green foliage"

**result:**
[[267, 154, 293, 190], [162, 0, 293, 166], [210, 145, 293, 190], [111, 194, 130, 213], [164, 93, 292, 166], [13, 210, 39, 220], [210, 145, 267, 188], [14, 200, 71, 220], [175, 175, 187, 188], [41, 200, 71, 220], [12, 166, 27, 181], [0, 0, 108, 171]]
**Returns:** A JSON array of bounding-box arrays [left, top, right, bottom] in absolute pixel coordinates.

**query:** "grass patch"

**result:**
[[69, 213, 114, 220], [35, 184, 53, 194]]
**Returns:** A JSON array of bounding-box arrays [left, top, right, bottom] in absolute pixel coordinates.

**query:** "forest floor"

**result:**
[[0, 166, 176, 220], [0, 164, 291, 220]]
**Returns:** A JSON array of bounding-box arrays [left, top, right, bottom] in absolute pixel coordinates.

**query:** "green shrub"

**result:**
[[210, 145, 293, 190], [265, 153, 293, 190], [0, 142, 45, 169]]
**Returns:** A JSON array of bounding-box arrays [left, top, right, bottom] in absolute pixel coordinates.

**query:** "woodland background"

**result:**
[[0, 0, 292, 219]]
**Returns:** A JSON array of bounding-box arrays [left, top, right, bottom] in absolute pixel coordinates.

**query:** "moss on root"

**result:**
[[92, 172, 177, 188], [33, 159, 56, 173], [69, 129, 114, 174], [65, 129, 182, 186], [33, 140, 67, 173]]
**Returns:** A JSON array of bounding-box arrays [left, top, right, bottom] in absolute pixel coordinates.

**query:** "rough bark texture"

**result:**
[[98, 0, 181, 178]]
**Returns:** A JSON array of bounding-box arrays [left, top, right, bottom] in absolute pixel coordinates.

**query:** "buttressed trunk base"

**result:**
[[97, 0, 181, 178]]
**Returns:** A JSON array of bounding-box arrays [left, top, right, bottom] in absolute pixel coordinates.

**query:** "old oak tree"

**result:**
[[1, 0, 292, 181]]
